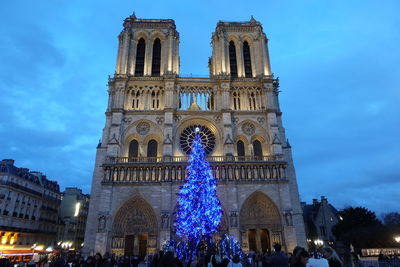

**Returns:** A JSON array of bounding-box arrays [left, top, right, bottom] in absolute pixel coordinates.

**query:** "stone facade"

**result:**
[[83, 15, 306, 257]]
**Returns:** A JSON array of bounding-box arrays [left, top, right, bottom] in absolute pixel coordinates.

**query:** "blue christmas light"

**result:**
[[174, 133, 223, 254]]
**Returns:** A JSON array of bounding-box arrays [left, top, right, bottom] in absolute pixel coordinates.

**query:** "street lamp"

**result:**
[[314, 239, 324, 246], [394, 236, 400, 243]]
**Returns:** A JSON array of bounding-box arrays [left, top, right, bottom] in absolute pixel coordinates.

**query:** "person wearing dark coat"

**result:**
[[289, 247, 309, 267], [269, 244, 289, 267]]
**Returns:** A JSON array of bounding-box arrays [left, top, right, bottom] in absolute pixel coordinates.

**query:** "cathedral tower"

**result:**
[[84, 15, 306, 256]]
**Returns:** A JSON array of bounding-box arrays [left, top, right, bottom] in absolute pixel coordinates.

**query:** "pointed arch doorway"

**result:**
[[111, 197, 158, 257], [239, 191, 284, 253]]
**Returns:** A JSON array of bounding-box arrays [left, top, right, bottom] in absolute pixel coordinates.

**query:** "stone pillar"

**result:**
[[236, 41, 244, 77], [167, 34, 173, 73], [127, 39, 137, 75], [250, 41, 257, 78], [219, 33, 226, 74], [173, 37, 179, 75], [263, 37, 272, 76], [120, 31, 129, 75], [145, 39, 153, 76], [115, 34, 123, 74]]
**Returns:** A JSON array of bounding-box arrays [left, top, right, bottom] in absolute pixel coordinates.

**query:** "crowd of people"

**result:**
[[0, 245, 347, 267]]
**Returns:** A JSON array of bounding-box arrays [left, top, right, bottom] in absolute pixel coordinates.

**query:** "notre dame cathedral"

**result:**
[[83, 14, 306, 257]]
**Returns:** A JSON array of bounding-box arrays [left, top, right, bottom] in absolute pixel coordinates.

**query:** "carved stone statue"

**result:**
[[161, 213, 170, 229], [98, 216, 107, 232], [230, 211, 238, 227]]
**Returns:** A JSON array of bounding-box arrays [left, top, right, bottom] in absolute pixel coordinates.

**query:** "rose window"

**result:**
[[179, 125, 216, 155]]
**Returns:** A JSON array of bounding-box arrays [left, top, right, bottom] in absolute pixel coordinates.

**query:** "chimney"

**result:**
[[312, 198, 319, 205], [321, 196, 327, 203], [1, 159, 15, 166]]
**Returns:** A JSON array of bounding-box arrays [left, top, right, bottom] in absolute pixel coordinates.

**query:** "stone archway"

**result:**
[[111, 197, 158, 257], [239, 191, 283, 253]]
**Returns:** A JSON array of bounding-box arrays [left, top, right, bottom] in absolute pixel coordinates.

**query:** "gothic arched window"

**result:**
[[243, 41, 252, 78], [151, 38, 161, 77], [147, 139, 158, 158], [132, 91, 140, 109], [229, 41, 238, 78], [128, 140, 139, 159], [253, 140, 263, 159], [237, 140, 245, 159], [135, 38, 146, 77]]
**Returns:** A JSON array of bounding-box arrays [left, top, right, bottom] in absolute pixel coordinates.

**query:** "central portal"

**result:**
[[112, 197, 158, 256], [247, 229, 271, 253], [124, 234, 148, 257]]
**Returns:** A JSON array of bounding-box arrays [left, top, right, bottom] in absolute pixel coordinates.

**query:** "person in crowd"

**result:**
[[157, 251, 178, 267], [321, 246, 342, 267], [289, 247, 309, 267], [82, 256, 94, 267], [93, 254, 103, 267], [228, 255, 242, 267], [269, 243, 289, 267], [306, 249, 328, 267]]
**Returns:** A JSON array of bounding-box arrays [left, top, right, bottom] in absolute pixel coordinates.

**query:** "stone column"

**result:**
[[173, 37, 179, 75], [127, 39, 137, 75], [219, 34, 226, 73], [263, 37, 272, 76], [250, 41, 257, 78], [120, 31, 129, 75], [145, 40, 153, 76], [236, 41, 244, 77], [115, 34, 123, 74], [167, 34, 173, 73]]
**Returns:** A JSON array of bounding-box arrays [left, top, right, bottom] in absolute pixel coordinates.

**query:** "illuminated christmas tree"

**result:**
[[174, 129, 223, 254]]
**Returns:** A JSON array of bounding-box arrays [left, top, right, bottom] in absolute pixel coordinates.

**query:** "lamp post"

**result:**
[[314, 239, 324, 247], [394, 236, 400, 244]]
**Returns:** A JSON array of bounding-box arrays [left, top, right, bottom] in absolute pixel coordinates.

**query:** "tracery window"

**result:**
[[151, 38, 161, 77], [128, 140, 139, 159], [132, 91, 140, 109], [243, 41, 252, 78], [135, 38, 145, 77], [237, 140, 245, 159], [249, 92, 256, 110], [233, 92, 241, 110], [179, 125, 215, 155], [151, 91, 160, 109], [147, 139, 158, 158], [253, 140, 263, 159], [229, 41, 238, 78]]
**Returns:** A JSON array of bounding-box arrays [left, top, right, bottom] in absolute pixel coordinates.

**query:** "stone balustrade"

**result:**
[[102, 157, 287, 183]]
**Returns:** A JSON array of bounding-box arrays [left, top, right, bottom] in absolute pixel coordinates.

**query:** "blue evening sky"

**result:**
[[1, 0, 399, 214]]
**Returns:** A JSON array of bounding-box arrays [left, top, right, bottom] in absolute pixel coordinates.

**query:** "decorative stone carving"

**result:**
[[242, 122, 255, 136], [225, 134, 234, 144], [284, 210, 293, 226], [112, 197, 158, 236], [108, 133, 119, 145], [123, 117, 132, 124], [136, 121, 150, 135], [239, 191, 282, 230], [174, 115, 181, 122], [213, 115, 221, 123], [98, 216, 107, 232], [161, 213, 170, 229], [231, 117, 239, 125], [230, 211, 238, 227], [257, 117, 265, 125], [164, 134, 173, 144], [156, 117, 164, 125]]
